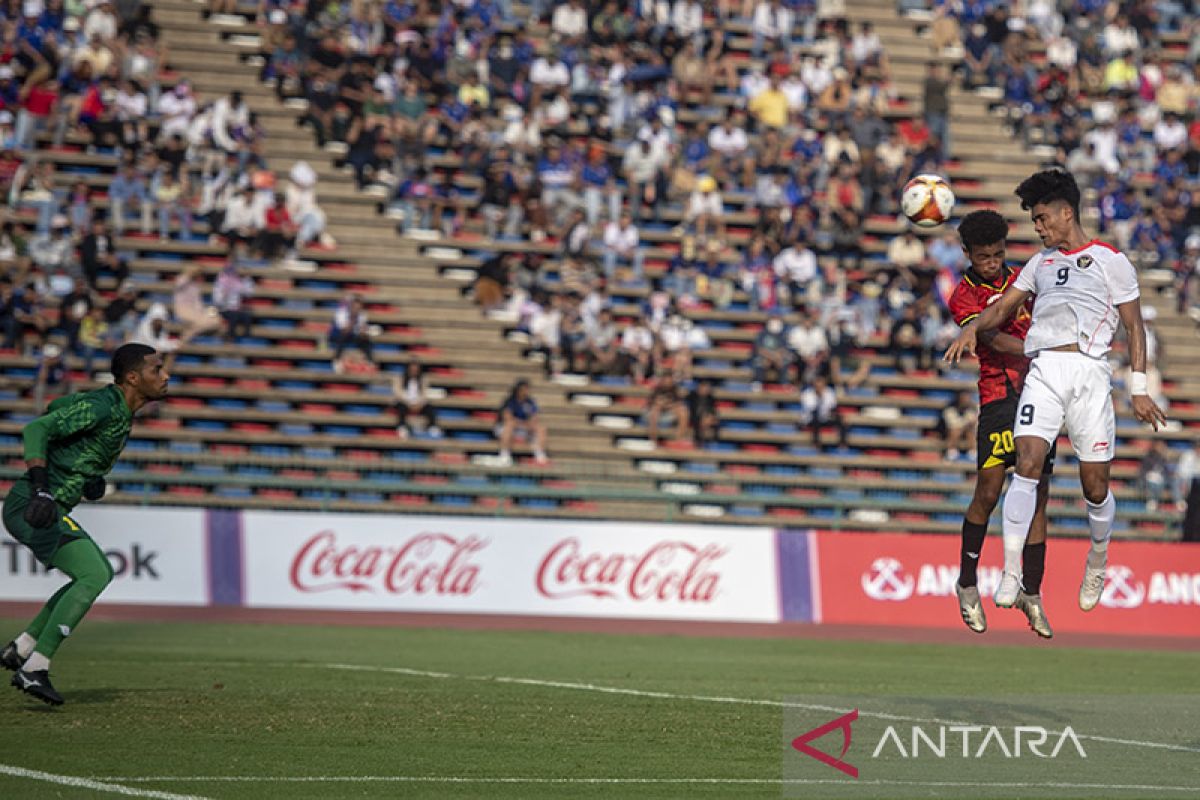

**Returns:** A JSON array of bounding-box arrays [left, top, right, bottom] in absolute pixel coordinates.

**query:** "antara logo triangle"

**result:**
[[791, 709, 859, 778]]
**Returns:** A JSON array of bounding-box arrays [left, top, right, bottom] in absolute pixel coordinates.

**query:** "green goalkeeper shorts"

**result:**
[[2, 478, 93, 567]]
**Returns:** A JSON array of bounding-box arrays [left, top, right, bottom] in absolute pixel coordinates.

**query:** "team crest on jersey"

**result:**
[[1076, 255, 1094, 270]]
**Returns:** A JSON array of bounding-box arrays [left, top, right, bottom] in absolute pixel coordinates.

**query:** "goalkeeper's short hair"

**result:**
[[111, 343, 156, 384]]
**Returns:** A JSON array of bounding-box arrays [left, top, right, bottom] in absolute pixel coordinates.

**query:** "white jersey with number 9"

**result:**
[[1013, 240, 1140, 358]]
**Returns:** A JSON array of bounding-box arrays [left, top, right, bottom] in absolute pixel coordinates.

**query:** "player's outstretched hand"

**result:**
[[82, 476, 106, 502], [943, 325, 978, 365], [23, 489, 58, 529], [1131, 395, 1167, 432]]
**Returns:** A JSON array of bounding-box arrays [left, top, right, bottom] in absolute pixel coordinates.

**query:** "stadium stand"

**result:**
[[0, 0, 1197, 539]]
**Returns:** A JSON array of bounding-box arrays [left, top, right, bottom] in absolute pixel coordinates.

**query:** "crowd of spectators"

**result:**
[[0, 0, 354, 387], [250, 0, 992, 451], [924, 1, 1200, 313], [7, 0, 1199, 480]]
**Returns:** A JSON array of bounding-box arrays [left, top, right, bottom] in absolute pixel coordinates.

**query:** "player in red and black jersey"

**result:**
[[946, 211, 1054, 638]]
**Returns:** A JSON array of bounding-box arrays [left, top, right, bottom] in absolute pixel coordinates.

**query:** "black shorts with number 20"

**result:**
[[977, 395, 1056, 473]]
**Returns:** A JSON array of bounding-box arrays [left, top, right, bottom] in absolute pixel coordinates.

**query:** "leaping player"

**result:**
[[946, 170, 1166, 617], [947, 210, 1055, 638]]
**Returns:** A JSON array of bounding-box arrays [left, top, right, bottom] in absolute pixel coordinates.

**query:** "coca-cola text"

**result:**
[[536, 538, 725, 602], [289, 531, 486, 595]]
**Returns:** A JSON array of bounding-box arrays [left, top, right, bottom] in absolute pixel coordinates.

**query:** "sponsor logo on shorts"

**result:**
[[1093, 441, 1109, 452]]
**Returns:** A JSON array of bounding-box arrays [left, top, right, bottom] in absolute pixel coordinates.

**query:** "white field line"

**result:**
[[92, 776, 1200, 792], [317, 661, 1200, 755], [0, 763, 211, 799]]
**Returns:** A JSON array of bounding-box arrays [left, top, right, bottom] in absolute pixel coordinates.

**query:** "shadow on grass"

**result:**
[[14, 687, 125, 709], [62, 687, 125, 705]]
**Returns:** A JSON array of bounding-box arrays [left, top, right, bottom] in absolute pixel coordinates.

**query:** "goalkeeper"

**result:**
[[1, 344, 168, 706]]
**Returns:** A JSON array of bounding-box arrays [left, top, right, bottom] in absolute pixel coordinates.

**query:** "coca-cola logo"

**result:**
[[289, 531, 486, 596], [535, 537, 725, 603]]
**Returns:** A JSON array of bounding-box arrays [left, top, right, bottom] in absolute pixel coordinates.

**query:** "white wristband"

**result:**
[[1130, 372, 1148, 397]]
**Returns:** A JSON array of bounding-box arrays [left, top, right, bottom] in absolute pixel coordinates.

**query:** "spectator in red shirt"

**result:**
[[0, 142, 20, 197], [257, 193, 296, 260], [896, 116, 931, 154], [15, 78, 58, 151]]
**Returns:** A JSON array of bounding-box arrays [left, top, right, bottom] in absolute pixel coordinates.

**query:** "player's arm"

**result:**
[[22, 396, 108, 466], [1117, 298, 1167, 431], [977, 329, 1025, 356], [944, 285, 1031, 364], [16, 399, 106, 526]]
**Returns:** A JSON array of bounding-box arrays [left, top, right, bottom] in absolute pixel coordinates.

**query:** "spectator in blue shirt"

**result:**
[[789, 130, 822, 165], [581, 145, 618, 227], [959, 0, 992, 26], [961, 23, 997, 88], [1155, 150, 1187, 187], [1002, 67, 1033, 108], [498, 378, 548, 465], [16, 12, 48, 53], [679, 124, 709, 173], [383, 0, 416, 26], [538, 143, 578, 227], [1100, 184, 1140, 246], [394, 167, 435, 232]]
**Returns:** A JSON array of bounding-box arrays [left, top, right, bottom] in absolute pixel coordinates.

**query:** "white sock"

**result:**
[[1001, 474, 1040, 575], [23, 652, 50, 673], [14, 633, 36, 659], [1086, 491, 1115, 557]]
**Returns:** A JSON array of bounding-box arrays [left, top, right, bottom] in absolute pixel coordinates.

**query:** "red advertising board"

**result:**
[[812, 531, 1200, 637]]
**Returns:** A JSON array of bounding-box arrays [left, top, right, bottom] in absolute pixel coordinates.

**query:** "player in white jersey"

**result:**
[[944, 170, 1166, 612]]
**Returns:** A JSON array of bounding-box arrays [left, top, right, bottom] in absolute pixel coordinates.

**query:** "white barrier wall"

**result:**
[[242, 511, 781, 622], [0, 506, 209, 606]]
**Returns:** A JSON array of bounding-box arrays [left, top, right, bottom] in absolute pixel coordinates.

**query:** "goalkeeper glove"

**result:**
[[22, 466, 58, 529], [82, 476, 106, 502]]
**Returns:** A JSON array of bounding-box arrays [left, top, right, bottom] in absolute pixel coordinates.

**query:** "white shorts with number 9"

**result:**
[[1012, 350, 1115, 463]]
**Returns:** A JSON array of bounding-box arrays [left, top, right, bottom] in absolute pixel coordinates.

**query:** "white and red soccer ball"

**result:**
[[901, 174, 955, 228]]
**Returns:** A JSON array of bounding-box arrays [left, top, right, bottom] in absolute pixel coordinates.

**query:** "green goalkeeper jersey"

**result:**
[[22, 385, 133, 511]]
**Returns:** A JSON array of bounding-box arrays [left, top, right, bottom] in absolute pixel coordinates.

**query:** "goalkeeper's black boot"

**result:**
[[12, 668, 64, 706], [0, 641, 21, 671]]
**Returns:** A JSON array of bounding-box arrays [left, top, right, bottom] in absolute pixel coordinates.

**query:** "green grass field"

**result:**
[[1, 617, 1198, 800]]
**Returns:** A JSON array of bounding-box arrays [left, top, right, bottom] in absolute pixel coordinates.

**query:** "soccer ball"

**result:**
[[901, 174, 955, 228]]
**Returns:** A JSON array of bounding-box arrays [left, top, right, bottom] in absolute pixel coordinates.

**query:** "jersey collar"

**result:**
[[108, 384, 133, 420], [963, 264, 1012, 291], [1058, 239, 1115, 255]]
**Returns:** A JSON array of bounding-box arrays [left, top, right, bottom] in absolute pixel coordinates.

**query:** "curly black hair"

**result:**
[[1014, 170, 1081, 219], [956, 210, 1008, 251]]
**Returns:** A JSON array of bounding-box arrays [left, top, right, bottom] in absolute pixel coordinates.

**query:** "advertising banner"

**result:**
[[240, 511, 781, 622], [0, 506, 208, 606], [805, 530, 1200, 637]]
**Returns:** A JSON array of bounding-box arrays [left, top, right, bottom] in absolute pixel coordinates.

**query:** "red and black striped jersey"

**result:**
[[947, 265, 1035, 406]]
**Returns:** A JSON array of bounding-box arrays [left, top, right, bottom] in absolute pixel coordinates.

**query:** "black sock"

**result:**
[[958, 520, 988, 587], [1022, 543, 1047, 595]]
